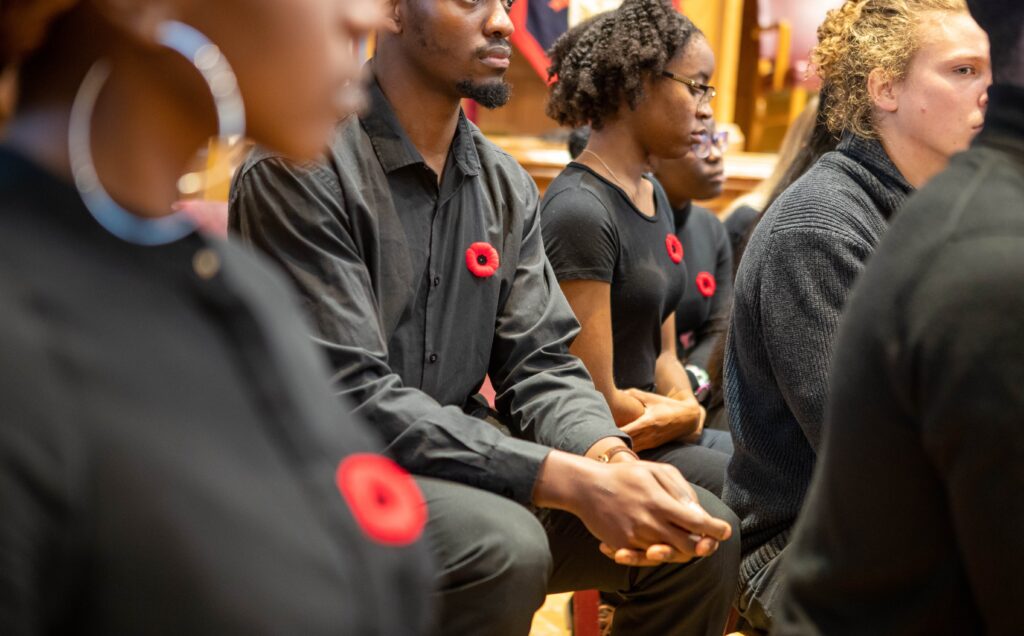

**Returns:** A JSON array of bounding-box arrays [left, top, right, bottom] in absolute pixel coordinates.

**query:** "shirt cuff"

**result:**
[[552, 419, 631, 457], [485, 436, 554, 505]]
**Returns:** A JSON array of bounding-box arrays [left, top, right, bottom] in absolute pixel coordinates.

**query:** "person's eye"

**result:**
[[953, 66, 977, 76], [504, 0, 515, 9]]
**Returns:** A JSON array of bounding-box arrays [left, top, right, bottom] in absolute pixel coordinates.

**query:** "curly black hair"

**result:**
[[545, 0, 702, 130]]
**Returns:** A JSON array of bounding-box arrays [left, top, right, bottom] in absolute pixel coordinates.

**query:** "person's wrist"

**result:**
[[532, 450, 599, 512], [597, 446, 640, 463]]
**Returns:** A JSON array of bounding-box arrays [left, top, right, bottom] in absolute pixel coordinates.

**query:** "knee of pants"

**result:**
[[426, 483, 552, 602], [474, 504, 553, 592], [693, 485, 742, 595]]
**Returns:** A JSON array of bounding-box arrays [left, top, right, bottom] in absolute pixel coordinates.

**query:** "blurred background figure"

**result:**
[[0, 1, 434, 634], [653, 119, 734, 432]]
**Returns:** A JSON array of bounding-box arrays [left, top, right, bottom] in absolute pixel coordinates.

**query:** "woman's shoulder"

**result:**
[[541, 165, 616, 223], [764, 155, 884, 238]]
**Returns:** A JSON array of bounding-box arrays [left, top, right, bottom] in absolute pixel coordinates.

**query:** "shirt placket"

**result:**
[[421, 169, 468, 397], [419, 168, 444, 393]]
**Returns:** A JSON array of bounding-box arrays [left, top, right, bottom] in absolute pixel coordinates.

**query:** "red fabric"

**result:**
[[465, 242, 500, 278], [572, 590, 602, 636], [696, 271, 717, 298], [335, 454, 427, 546], [665, 233, 684, 264], [509, 0, 558, 83]]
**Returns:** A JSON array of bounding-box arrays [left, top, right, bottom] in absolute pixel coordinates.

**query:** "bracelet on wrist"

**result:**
[[597, 446, 640, 463]]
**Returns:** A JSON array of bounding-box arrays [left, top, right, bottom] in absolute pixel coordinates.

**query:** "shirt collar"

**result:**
[[673, 201, 693, 229], [360, 69, 481, 177], [976, 83, 1024, 154]]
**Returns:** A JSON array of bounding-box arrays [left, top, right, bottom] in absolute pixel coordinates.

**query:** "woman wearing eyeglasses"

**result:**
[[540, 0, 734, 498], [651, 120, 734, 433]]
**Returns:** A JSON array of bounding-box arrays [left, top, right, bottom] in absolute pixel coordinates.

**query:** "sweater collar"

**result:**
[[835, 133, 913, 219]]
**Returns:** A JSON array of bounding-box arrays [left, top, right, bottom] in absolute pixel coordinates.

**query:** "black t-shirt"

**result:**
[[723, 203, 759, 274], [541, 163, 686, 391], [673, 203, 733, 369], [0, 147, 433, 634]]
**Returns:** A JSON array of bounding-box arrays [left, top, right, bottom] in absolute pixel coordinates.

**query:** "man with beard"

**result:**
[[228, 0, 739, 635]]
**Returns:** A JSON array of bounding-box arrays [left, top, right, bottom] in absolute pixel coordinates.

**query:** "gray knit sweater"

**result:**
[[722, 134, 913, 581]]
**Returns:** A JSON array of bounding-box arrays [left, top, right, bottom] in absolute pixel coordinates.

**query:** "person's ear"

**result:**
[[381, 0, 403, 35], [868, 67, 900, 113], [90, 0, 175, 46]]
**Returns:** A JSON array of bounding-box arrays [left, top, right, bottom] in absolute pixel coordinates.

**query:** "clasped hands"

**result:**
[[620, 388, 706, 452], [586, 455, 731, 567]]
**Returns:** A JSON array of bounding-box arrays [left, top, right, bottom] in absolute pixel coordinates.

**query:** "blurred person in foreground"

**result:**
[[722, 0, 991, 630], [776, 0, 1024, 632], [229, 0, 735, 632], [0, 1, 434, 634]]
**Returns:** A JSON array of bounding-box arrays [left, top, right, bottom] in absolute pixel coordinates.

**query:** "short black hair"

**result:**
[[545, 0, 702, 130], [967, 0, 1024, 81]]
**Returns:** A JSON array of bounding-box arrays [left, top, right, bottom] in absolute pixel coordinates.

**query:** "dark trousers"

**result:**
[[418, 476, 740, 636], [735, 539, 789, 632], [641, 428, 734, 497]]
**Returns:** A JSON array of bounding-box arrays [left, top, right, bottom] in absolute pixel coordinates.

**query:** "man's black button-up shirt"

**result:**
[[230, 77, 624, 504]]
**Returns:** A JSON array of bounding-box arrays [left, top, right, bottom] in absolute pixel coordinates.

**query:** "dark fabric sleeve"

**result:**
[[759, 227, 872, 451], [229, 156, 550, 504], [540, 188, 618, 283], [489, 169, 627, 456], [687, 212, 734, 369], [0, 293, 75, 635], [910, 239, 1024, 631]]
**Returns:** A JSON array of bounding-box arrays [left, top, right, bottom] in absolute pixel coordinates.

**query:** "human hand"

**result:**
[[620, 389, 702, 452], [555, 457, 730, 565]]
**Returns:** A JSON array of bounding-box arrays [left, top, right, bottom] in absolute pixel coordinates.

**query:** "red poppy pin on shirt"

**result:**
[[335, 454, 426, 546], [696, 271, 717, 298], [665, 234, 684, 264], [466, 241, 500, 278]]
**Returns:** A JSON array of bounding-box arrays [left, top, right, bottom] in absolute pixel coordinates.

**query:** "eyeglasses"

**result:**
[[661, 70, 717, 105], [691, 130, 729, 160]]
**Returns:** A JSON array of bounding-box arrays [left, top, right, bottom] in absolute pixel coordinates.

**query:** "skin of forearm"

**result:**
[[655, 351, 694, 399]]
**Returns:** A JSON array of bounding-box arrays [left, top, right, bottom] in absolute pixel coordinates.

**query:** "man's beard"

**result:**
[[456, 79, 512, 109]]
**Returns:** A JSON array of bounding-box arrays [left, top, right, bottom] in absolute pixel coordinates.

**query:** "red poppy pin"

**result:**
[[665, 234, 684, 264], [335, 454, 427, 546], [696, 271, 717, 298], [466, 241, 500, 278]]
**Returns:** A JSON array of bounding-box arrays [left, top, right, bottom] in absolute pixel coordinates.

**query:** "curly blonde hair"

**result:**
[[811, 0, 967, 138]]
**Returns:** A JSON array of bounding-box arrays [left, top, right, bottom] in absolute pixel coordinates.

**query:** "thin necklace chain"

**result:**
[[580, 148, 641, 203]]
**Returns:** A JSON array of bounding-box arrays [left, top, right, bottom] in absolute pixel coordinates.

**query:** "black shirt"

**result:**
[[0, 148, 433, 634], [776, 85, 1024, 635], [723, 203, 759, 273], [229, 76, 624, 505], [672, 203, 733, 370], [540, 164, 686, 391]]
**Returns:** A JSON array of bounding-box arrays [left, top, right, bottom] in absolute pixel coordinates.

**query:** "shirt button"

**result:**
[[428, 353, 438, 363], [192, 248, 220, 280], [433, 276, 441, 287]]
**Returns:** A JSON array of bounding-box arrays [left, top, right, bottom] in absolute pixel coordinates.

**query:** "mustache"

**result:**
[[476, 41, 513, 58]]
